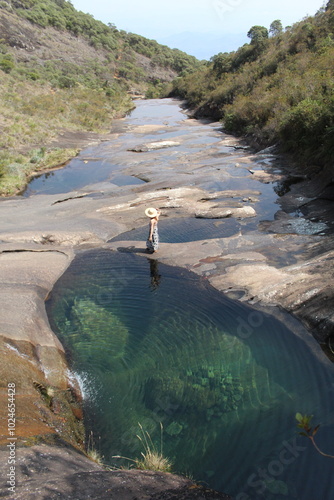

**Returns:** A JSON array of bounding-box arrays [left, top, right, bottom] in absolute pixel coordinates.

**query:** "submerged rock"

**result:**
[[166, 421, 183, 436]]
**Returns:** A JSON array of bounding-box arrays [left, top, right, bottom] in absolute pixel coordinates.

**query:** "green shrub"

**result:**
[[279, 98, 327, 150], [0, 1, 12, 10], [171, 6, 334, 168], [0, 58, 14, 73], [0, 54, 15, 73], [6, 0, 199, 88], [26, 71, 40, 80], [57, 75, 76, 88], [19, 6, 49, 27]]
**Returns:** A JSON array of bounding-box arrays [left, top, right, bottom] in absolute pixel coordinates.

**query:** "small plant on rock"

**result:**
[[135, 423, 172, 472], [296, 413, 334, 459], [86, 431, 104, 465], [113, 422, 173, 473]]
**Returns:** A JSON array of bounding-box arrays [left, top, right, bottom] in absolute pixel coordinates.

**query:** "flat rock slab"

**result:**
[[0, 444, 232, 500], [247, 169, 283, 183], [0, 246, 74, 386], [0, 248, 71, 345], [0, 248, 71, 289], [128, 141, 181, 152], [195, 206, 256, 219]]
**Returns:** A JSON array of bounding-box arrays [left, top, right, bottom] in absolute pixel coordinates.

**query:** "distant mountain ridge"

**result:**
[[0, 0, 201, 90], [159, 31, 248, 60]]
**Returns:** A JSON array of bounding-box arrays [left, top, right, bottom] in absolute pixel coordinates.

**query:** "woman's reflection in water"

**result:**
[[148, 258, 161, 290]]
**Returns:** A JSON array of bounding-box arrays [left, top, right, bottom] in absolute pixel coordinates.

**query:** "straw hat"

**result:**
[[145, 207, 158, 218]]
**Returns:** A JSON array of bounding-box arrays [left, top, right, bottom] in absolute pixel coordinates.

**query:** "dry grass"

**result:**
[[86, 431, 104, 466], [113, 423, 173, 473], [135, 423, 172, 473], [0, 72, 132, 195], [135, 449, 173, 472], [0, 147, 79, 196]]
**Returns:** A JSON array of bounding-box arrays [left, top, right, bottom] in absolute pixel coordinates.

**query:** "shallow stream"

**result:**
[[40, 99, 334, 499]]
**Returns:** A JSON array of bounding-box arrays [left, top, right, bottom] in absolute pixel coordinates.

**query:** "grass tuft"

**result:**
[[86, 431, 104, 465], [113, 422, 173, 473], [135, 449, 173, 472]]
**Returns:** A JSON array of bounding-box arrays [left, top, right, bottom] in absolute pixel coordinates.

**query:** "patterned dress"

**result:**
[[146, 221, 159, 252]]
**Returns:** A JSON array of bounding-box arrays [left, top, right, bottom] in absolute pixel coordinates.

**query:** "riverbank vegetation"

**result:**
[[0, 0, 201, 195], [0, 70, 131, 194], [170, 1, 334, 173]]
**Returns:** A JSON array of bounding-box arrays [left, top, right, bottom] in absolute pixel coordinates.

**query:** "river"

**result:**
[[24, 98, 334, 499]]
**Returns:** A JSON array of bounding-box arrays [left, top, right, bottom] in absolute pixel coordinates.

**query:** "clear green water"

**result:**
[[46, 250, 334, 500]]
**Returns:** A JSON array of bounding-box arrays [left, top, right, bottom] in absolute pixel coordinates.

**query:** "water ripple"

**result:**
[[46, 250, 334, 500]]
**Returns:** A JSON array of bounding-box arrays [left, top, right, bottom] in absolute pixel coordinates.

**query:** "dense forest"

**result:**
[[171, 1, 334, 173], [0, 0, 201, 194]]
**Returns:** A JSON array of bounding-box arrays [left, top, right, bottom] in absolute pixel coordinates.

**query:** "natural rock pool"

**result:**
[[46, 249, 334, 500], [0, 86, 334, 500], [9, 96, 332, 499]]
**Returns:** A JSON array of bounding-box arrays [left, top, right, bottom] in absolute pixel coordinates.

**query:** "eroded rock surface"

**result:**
[[0, 98, 333, 498], [0, 445, 232, 499], [0, 245, 85, 449], [128, 140, 181, 152]]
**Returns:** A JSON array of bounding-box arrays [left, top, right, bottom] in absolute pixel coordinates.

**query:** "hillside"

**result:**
[[0, 0, 201, 195], [171, 1, 334, 182]]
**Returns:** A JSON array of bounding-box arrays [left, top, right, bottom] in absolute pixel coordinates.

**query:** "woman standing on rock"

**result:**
[[145, 207, 160, 253]]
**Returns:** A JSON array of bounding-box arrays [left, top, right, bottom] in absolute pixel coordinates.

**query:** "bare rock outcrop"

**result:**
[[0, 444, 232, 500]]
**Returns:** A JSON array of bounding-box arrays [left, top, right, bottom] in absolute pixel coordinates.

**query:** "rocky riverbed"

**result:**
[[0, 98, 333, 498]]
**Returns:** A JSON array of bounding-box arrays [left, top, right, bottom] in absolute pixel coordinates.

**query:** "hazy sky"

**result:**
[[71, 0, 326, 57]]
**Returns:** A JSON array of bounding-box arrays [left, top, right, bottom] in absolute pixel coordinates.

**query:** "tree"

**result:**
[[108, 22, 118, 31], [247, 25, 269, 44], [326, 0, 334, 11], [269, 20, 283, 37], [210, 52, 232, 77]]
